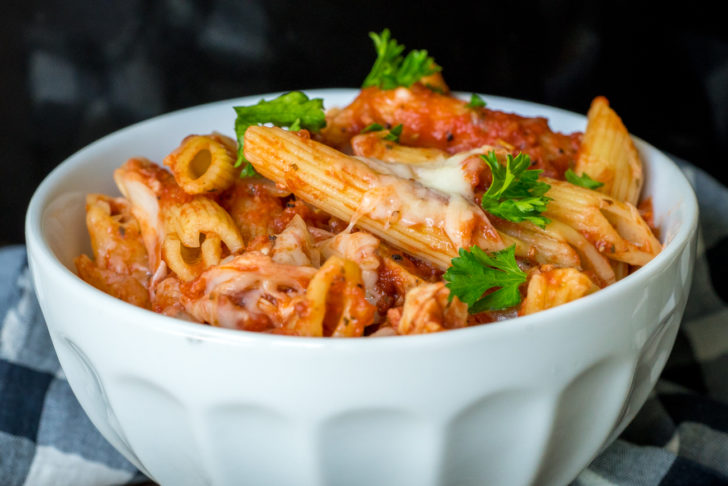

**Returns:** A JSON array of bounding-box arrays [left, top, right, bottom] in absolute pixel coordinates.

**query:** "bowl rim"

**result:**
[[25, 88, 699, 349]]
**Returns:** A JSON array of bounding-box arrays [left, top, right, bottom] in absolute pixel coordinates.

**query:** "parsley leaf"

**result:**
[[565, 168, 604, 189], [444, 245, 526, 313], [239, 163, 258, 178], [360, 122, 403, 142], [383, 124, 403, 142], [362, 29, 441, 90], [234, 91, 326, 177], [289, 118, 302, 132], [466, 93, 486, 108], [361, 122, 385, 134], [480, 152, 552, 228], [425, 83, 445, 94]]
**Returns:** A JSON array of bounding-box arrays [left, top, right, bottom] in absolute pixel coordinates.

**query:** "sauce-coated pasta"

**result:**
[[75, 80, 660, 336]]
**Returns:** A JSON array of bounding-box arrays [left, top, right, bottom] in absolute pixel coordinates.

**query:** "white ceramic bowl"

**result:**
[[26, 90, 698, 486]]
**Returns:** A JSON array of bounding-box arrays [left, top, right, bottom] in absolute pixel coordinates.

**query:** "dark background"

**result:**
[[2, 0, 727, 245]]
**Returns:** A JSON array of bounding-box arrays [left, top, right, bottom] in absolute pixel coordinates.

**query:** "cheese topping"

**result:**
[[351, 147, 496, 249], [354, 148, 481, 201]]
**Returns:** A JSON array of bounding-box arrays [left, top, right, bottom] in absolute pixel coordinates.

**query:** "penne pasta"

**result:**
[[77, 54, 664, 337], [356, 143, 623, 284], [492, 220, 581, 269], [611, 261, 630, 281], [543, 178, 661, 266], [545, 220, 616, 286], [318, 230, 381, 300], [294, 256, 375, 337], [244, 126, 505, 269], [575, 97, 642, 205], [351, 132, 449, 164]]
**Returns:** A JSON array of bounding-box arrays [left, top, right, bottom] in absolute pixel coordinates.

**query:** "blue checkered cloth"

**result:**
[[2, 160, 727, 485]]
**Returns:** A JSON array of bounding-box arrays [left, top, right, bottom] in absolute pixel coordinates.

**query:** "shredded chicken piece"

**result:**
[[272, 215, 320, 267], [318, 231, 381, 302], [152, 276, 196, 320], [114, 157, 182, 272], [389, 282, 467, 335], [75, 254, 151, 309], [520, 266, 598, 315], [181, 252, 317, 332]]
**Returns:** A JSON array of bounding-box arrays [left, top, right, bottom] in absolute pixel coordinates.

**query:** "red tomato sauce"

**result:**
[[321, 84, 582, 179]]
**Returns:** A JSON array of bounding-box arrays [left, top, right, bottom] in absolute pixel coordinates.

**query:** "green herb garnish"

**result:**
[[383, 124, 403, 142], [361, 122, 385, 134], [444, 245, 526, 312], [362, 29, 440, 90], [565, 168, 604, 189], [466, 93, 486, 108], [360, 122, 403, 143], [234, 91, 326, 176], [480, 152, 552, 228]]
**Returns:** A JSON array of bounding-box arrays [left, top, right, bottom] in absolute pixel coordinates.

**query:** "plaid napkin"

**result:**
[[1, 160, 727, 486]]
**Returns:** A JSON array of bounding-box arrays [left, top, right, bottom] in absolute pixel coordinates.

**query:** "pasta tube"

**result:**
[[545, 220, 616, 286], [575, 97, 642, 205], [378, 246, 428, 301], [294, 256, 375, 337], [544, 178, 661, 266], [162, 233, 222, 282], [83, 194, 149, 281], [318, 230, 381, 299], [75, 193, 152, 309], [162, 196, 244, 281], [491, 222, 614, 287], [492, 220, 581, 269], [351, 132, 449, 164], [244, 126, 504, 269], [164, 134, 237, 194]]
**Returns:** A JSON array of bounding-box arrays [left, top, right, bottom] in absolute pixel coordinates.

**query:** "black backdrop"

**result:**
[[2, 0, 727, 244]]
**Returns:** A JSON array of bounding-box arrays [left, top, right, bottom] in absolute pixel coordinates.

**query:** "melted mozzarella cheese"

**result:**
[[355, 145, 490, 201], [351, 148, 495, 250]]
